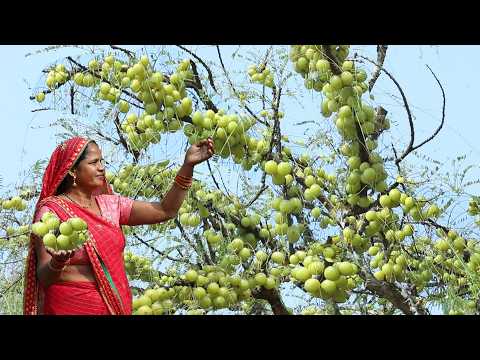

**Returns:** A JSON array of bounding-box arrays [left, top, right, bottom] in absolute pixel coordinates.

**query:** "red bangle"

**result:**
[[174, 180, 190, 190], [176, 174, 192, 183], [174, 176, 192, 190], [175, 174, 193, 189]]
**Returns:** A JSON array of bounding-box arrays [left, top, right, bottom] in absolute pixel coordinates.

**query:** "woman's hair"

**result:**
[[55, 140, 97, 195]]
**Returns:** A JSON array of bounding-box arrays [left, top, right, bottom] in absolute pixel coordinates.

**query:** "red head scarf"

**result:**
[[23, 137, 126, 315], [35, 136, 112, 214]]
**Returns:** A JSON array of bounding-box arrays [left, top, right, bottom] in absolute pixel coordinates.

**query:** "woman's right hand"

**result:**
[[46, 248, 75, 264]]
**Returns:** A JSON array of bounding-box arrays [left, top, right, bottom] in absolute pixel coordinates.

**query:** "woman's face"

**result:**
[[74, 143, 106, 190]]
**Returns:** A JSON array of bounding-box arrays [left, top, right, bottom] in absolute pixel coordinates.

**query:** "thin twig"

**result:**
[[109, 45, 135, 60], [410, 65, 446, 153], [113, 112, 139, 162], [0, 276, 22, 300], [215, 45, 268, 127], [94, 128, 121, 146], [187, 60, 218, 112], [131, 232, 190, 264], [246, 184, 268, 207], [206, 159, 224, 193], [66, 56, 144, 109], [175, 45, 218, 93], [356, 55, 414, 166]]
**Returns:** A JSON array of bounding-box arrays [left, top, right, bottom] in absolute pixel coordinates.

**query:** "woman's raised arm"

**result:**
[[127, 139, 214, 226]]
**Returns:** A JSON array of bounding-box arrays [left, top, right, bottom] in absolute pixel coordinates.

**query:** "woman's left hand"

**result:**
[[184, 138, 215, 167]]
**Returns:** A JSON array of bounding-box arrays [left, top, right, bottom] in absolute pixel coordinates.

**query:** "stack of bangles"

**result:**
[[48, 257, 69, 272], [175, 174, 193, 190]]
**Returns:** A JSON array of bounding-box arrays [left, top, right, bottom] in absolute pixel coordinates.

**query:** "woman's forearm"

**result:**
[[159, 163, 194, 218]]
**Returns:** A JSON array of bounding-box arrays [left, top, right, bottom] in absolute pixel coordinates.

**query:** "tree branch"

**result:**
[[252, 287, 289, 315], [70, 85, 75, 115], [321, 45, 342, 75], [31, 108, 51, 113], [371, 106, 388, 141], [356, 55, 415, 166], [93, 128, 121, 146], [0, 275, 22, 300], [173, 218, 208, 266], [109, 45, 135, 60], [175, 45, 218, 93], [368, 45, 388, 92], [113, 112, 140, 162], [360, 271, 422, 315], [187, 60, 218, 112], [409, 65, 446, 153], [246, 184, 268, 207], [131, 232, 191, 264], [66, 56, 144, 109]]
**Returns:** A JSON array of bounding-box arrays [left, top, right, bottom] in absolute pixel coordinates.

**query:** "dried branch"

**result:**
[[31, 108, 51, 113], [360, 271, 423, 315], [368, 45, 388, 92], [272, 87, 283, 155], [391, 145, 401, 171], [370, 106, 388, 141], [70, 85, 75, 115], [410, 65, 446, 153], [252, 287, 289, 315], [422, 219, 450, 233], [356, 55, 414, 166], [175, 45, 218, 93], [109, 45, 135, 60]]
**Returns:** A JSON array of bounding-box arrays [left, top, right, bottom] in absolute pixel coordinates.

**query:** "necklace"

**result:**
[[63, 193, 93, 209]]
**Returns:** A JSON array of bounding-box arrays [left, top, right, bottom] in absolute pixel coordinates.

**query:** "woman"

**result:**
[[23, 136, 214, 315]]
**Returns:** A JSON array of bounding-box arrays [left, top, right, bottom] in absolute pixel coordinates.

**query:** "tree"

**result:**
[[1, 45, 480, 315]]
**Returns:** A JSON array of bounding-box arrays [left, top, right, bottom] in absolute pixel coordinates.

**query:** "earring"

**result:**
[[69, 171, 77, 186]]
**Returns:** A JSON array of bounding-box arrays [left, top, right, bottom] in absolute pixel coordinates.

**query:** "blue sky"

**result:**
[[1, 45, 479, 190]]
